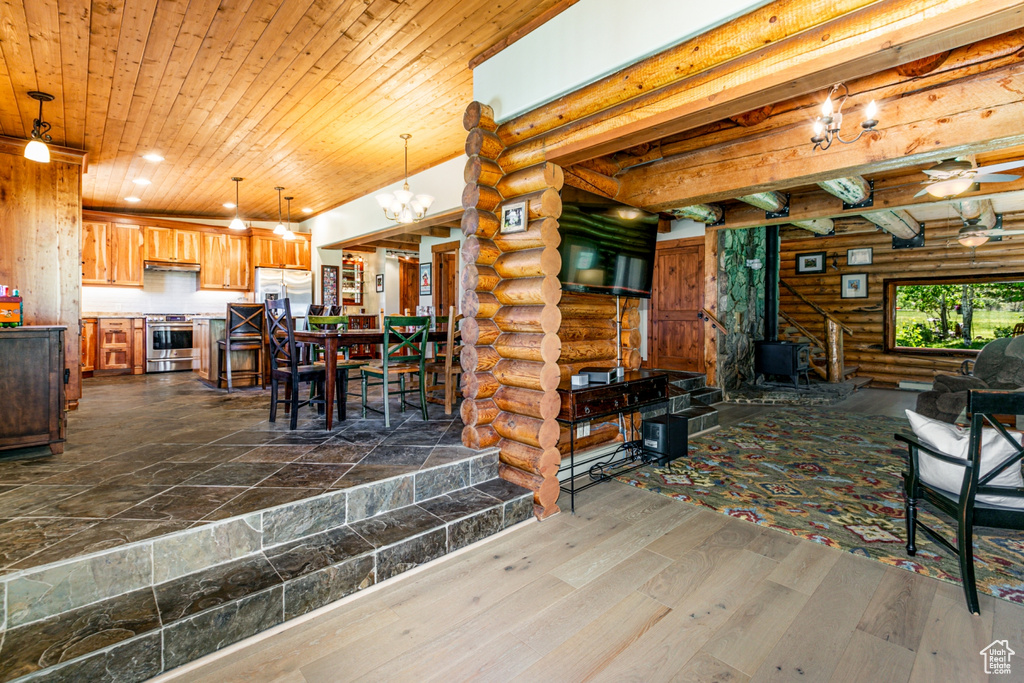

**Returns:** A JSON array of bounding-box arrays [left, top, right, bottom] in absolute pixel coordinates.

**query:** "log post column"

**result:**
[[461, 101, 565, 519]]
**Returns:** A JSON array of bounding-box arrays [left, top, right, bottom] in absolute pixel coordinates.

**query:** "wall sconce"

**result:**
[[810, 83, 878, 152]]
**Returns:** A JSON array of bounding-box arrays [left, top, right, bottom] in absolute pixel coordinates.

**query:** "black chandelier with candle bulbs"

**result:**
[[810, 83, 879, 152]]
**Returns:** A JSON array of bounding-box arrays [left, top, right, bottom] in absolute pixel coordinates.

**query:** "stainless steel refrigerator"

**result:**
[[254, 268, 313, 318]]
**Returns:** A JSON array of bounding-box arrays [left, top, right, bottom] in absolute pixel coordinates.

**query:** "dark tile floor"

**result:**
[[0, 373, 473, 574]]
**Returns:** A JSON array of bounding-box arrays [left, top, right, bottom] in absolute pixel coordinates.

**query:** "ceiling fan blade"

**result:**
[[914, 187, 932, 197], [972, 159, 1024, 175], [971, 173, 1020, 183], [980, 228, 1024, 236]]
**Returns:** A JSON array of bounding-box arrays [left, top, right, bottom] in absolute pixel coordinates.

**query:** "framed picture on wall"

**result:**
[[847, 247, 873, 266], [795, 251, 826, 274], [375, 273, 384, 293], [419, 262, 432, 296], [500, 200, 527, 234], [841, 273, 869, 298], [321, 265, 339, 306]]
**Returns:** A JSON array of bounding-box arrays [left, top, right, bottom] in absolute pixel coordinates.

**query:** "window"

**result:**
[[884, 275, 1024, 354]]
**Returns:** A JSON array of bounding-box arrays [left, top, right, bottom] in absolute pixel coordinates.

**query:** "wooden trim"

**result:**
[[431, 239, 461, 254], [0, 135, 87, 168], [655, 235, 704, 251], [321, 208, 463, 250], [468, 0, 583, 70], [82, 210, 290, 237]]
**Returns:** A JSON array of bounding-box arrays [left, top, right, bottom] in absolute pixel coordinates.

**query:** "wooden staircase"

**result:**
[[778, 280, 873, 389]]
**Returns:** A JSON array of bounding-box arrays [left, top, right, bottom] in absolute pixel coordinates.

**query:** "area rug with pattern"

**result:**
[[616, 406, 1024, 604]]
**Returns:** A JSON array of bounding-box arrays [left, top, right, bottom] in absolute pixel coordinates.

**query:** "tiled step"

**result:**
[[689, 386, 723, 406], [675, 404, 719, 435], [0, 453, 531, 683], [667, 384, 691, 412], [665, 371, 706, 392]]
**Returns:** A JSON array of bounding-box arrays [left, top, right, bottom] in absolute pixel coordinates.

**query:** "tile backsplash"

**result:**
[[82, 270, 252, 315]]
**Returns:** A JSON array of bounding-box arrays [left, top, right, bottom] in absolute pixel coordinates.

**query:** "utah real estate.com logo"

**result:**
[[981, 640, 1015, 675]]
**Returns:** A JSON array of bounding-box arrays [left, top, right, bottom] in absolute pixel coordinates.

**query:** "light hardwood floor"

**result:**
[[158, 389, 1023, 682]]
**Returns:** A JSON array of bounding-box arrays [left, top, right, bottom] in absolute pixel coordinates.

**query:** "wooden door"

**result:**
[[98, 319, 131, 370], [650, 238, 705, 371], [399, 259, 418, 314], [144, 226, 176, 261], [109, 225, 143, 286], [201, 233, 227, 289], [176, 230, 201, 263], [226, 235, 251, 290], [81, 222, 109, 284]]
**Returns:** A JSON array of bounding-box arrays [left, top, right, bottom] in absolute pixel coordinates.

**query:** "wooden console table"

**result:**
[[556, 370, 668, 512], [0, 326, 67, 455]]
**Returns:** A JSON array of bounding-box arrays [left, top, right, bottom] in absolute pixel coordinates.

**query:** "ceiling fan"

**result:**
[[956, 215, 1024, 247], [915, 158, 1024, 198]]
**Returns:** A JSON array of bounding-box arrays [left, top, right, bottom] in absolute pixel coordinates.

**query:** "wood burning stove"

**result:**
[[755, 340, 811, 388]]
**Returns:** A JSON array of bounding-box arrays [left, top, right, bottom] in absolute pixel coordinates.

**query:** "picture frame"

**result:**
[[320, 264, 339, 306], [375, 273, 384, 293], [500, 200, 527, 234], [795, 251, 826, 274], [841, 273, 869, 299], [419, 262, 432, 296], [847, 247, 873, 266]]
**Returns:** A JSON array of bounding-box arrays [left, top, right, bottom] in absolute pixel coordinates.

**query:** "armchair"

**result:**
[[915, 336, 1024, 423]]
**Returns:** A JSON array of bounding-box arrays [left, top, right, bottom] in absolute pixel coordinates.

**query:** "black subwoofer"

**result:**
[[642, 414, 688, 466]]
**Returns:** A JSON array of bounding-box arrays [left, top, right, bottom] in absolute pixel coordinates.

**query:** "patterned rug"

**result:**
[[616, 407, 1024, 604]]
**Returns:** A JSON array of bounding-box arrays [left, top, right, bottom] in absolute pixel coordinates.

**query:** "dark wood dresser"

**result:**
[[0, 326, 67, 455]]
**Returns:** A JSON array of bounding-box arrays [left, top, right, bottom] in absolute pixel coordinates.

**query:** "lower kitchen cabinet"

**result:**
[[95, 318, 145, 375]]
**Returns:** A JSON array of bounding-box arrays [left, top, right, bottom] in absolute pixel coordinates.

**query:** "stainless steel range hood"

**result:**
[[144, 261, 200, 272]]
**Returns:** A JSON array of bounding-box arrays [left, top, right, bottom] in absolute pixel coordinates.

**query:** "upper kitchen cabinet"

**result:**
[[81, 222, 143, 287], [201, 233, 250, 290], [251, 229, 311, 270], [145, 226, 200, 264]]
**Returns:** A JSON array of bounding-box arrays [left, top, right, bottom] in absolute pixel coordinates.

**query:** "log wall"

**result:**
[[461, 102, 565, 519], [779, 218, 1024, 387]]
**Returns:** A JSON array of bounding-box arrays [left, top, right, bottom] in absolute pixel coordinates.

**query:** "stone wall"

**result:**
[[716, 227, 766, 391]]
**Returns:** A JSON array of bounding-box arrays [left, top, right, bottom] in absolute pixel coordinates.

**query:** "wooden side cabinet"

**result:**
[[0, 326, 66, 455]]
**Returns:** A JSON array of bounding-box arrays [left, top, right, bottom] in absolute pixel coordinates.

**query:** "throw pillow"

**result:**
[[905, 410, 1024, 508]]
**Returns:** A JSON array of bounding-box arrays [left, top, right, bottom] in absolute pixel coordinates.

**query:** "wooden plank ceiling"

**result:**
[[0, 0, 573, 219]]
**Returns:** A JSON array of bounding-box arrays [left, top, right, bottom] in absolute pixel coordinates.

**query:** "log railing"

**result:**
[[779, 279, 848, 383], [778, 310, 827, 380], [696, 308, 725, 331]]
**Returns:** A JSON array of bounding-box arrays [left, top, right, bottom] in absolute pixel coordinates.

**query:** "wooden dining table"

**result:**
[[291, 328, 447, 430]]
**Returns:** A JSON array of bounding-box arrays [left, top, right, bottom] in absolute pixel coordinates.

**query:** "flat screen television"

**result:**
[[558, 201, 659, 299]]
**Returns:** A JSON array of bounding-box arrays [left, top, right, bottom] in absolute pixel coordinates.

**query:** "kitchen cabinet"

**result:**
[[81, 222, 109, 285], [200, 233, 250, 290], [81, 318, 97, 375], [145, 226, 200, 263], [0, 326, 66, 455], [82, 222, 143, 287], [193, 317, 259, 386], [251, 229, 311, 270], [96, 318, 144, 375]]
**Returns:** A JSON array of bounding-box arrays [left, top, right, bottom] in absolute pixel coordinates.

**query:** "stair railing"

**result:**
[[696, 308, 725, 330], [780, 279, 850, 383]]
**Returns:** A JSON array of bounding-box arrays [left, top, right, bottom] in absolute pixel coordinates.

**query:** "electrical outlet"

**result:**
[[576, 421, 591, 439]]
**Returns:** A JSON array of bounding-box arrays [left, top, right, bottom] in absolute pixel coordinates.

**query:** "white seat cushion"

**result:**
[[906, 410, 1024, 508]]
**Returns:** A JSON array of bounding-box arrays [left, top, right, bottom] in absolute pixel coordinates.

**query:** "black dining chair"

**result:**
[[896, 389, 1024, 614], [265, 298, 326, 430], [308, 314, 366, 421], [217, 302, 265, 393]]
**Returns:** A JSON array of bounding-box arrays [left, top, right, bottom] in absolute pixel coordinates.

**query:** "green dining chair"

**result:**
[[361, 316, 429, 428], [308, 315, 365, 421]]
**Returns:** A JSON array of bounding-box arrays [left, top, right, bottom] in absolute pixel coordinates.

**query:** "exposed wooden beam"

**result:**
[[407, 226, 454, 238], [666, 204, 724, 224], [365, 238, 421, 250], [736, 191, 834, 235], [817, 176, 871, 205], [862, 209, 921, 240], [498, 0, 1024, 170], [619, 61, 1024, 211], [320, 208, 461, 249], [562, 165, 620, 199], [953, 198, 998, 229]]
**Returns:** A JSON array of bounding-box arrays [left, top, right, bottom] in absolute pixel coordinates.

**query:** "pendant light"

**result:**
[[228, 177, 246, 230], [283, 196, 297, 240], [375, 134, 434, 223], [273, 187, 287, 235], [24, 91, 55, 163]]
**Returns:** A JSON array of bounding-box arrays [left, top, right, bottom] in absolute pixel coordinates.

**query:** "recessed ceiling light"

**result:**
[[223, 202, 236, 209], [132, 178, 151, 186], [302, 207, 313, 214], [125, 196, 141, 203], [142, 154, 164, 163]]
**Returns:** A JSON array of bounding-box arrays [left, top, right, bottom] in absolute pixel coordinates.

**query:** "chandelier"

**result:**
[[375, 134, 434, 223], [24, 91, 55, 163], [810, 83, 878, 152]]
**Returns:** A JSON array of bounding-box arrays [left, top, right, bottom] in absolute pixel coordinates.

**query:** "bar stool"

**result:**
[[218, 302, 266, 392]]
